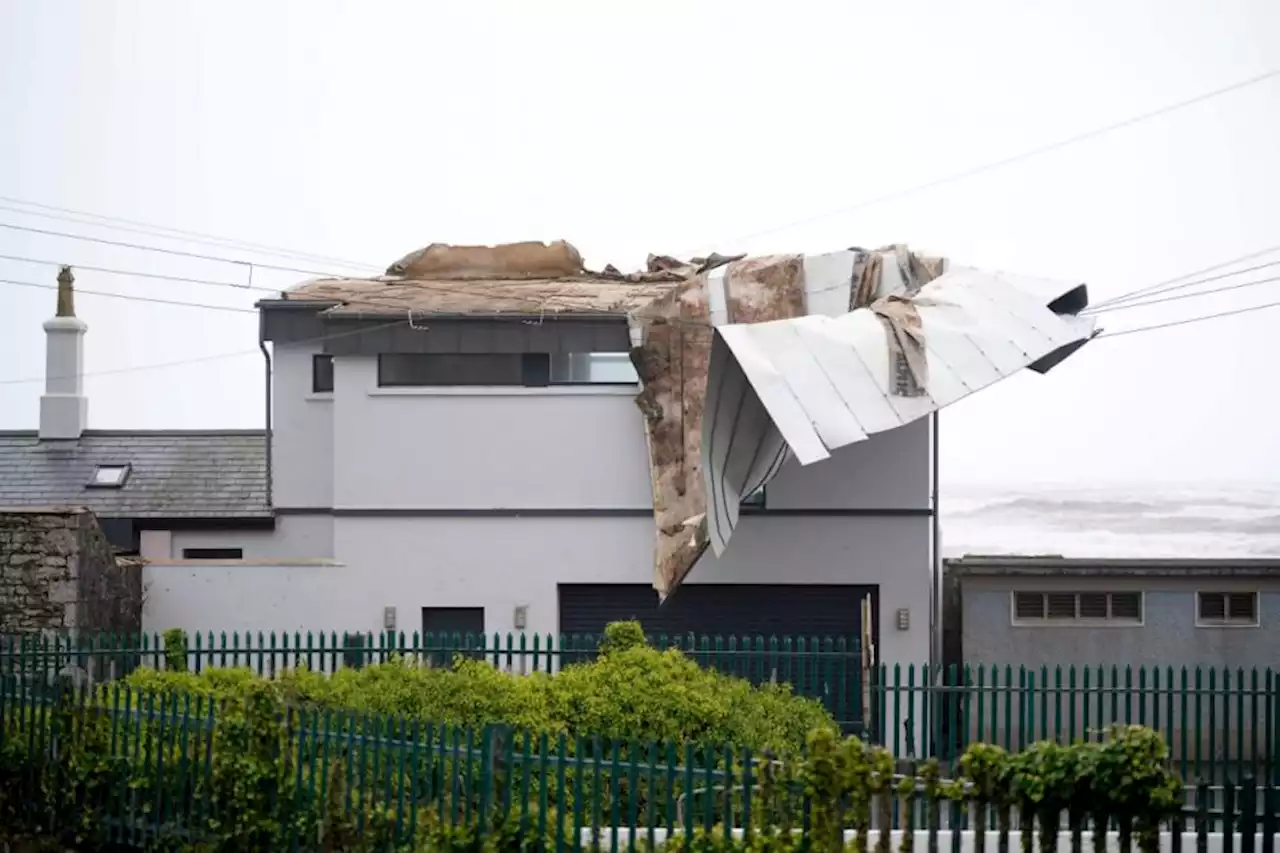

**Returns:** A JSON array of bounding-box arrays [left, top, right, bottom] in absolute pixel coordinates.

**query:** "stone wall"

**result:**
[[0, 507, 142, 635]]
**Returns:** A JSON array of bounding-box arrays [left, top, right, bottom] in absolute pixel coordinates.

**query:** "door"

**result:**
[[557, 583, 877, 731]]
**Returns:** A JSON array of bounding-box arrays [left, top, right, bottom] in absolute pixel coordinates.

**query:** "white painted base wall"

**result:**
[[143, 513, 930, 665], [578, 830, 1275, 853]]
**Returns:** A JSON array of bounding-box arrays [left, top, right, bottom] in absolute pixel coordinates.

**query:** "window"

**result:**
[[548, 353, 638, 385], [741, 487, 766, 508], [1012, 591, 1143, 624], [181, 548, 244, 560], [312, 354, 334, 393], [376, 352, 639, 387], [1197, 592, 1259, 626], [87, 464, 130, 488]]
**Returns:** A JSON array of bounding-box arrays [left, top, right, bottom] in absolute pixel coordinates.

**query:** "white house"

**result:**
[[1, 246, 1095, 680]]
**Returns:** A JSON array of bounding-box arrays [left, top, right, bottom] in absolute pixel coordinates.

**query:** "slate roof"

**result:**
[[0, 430, 269, 519]]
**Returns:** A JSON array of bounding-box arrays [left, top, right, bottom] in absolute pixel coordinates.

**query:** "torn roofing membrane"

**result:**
[[281, 241, 1096, 602], [630, 246, 1096, 600]]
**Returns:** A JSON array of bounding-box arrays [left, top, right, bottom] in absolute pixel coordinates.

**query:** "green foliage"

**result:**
[[0, 687, 1189, 853], [598, 619, 647, 656], [0, 623, 1187, 853], [124, 626, 834, 754], [163, 628, 190, 673]]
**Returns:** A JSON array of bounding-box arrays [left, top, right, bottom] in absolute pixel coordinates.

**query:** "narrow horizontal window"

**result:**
[[1013, 591, 1142, 625], [377, 353, 526, 386], [312, 354, 334, 393], [181, 548, 243, 560], [376, 352, 639, 387]]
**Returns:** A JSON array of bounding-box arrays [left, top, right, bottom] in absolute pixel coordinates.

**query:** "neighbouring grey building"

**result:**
[[943, 554, 1280, 768]]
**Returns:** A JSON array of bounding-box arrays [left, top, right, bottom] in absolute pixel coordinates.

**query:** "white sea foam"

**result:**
[[940, 482, 1280, 558]]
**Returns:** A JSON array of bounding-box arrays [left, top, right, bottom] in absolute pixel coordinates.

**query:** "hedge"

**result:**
[[122, 621, 837, 753]]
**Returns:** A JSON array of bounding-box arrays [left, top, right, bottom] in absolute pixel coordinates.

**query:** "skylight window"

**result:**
[[88, 464, 131, 488]]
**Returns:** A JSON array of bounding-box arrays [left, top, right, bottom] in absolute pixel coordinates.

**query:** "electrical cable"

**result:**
[[1097, 297, 1280, 339], [0, 221, 359, 279], [0, 195, 378, 271], [1089, 245, 1280, 310], [682, 68, 1280, 254], [1085, 273, 1280, 314], [0, 252, 275, 293], [0, 277, 258, 314], [0, 315, 409, 386]]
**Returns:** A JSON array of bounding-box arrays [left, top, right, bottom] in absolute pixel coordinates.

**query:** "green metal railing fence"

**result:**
[[2, 630, 1277, 785], [0, 629, 868, 730], [1, 680, 1278, 851], [877, 663, 1280, 786]]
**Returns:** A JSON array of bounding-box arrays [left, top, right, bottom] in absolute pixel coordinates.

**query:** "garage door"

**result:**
[[557, 583, 877, 731]]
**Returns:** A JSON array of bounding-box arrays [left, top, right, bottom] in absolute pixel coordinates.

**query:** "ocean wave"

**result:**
[[947, 497, 1160, 517]]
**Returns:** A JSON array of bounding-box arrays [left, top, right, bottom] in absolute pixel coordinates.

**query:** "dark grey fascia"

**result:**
[[946, 555, 1280, 577], [273, 507, 934, 518], [259, 301, 632, 355]]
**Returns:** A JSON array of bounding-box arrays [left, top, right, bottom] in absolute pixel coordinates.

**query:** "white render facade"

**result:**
[[143, 336, 936, 666]]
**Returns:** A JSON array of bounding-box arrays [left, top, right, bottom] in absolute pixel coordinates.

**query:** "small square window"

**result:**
[[1014, 592, 1045, 620], [312, 354, 334, 393], [1198, 591, 1258, 626], [1078, 592, 1109, 619], [1046, 592, 1077, 618], [1110, 592, 1143, 621], [87, 464, 130, 488]]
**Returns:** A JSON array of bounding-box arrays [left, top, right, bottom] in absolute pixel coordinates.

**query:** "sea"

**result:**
[[940, 482, 1280, 559]]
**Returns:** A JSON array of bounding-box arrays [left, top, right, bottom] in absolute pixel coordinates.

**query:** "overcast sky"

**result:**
[[0, 0, 1277, 487]]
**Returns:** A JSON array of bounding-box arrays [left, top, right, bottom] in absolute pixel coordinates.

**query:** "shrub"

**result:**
[[163, 627, 189, 673], [598, 619, 647, 656], [122, 624, 834, 753]]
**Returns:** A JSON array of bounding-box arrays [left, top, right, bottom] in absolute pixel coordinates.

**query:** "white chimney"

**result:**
[[39, 266, 88, 440]]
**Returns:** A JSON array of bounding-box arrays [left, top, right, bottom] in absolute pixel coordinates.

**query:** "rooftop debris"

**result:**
[[284, 241, 1097, 600]]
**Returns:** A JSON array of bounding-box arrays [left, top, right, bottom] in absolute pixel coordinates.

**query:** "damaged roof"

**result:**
[[0, 430, 269, 519], [276, 240, 696, 319], [272, 240, 1097, 601], [283, 275, 678, 319]]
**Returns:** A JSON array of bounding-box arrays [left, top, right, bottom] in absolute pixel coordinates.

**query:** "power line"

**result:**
[[0, 221, 359, 280], [0, 316, 409, 387], [0, 252, 275, 293], [1090, 244, 1280, 310], [0, 195, 378, 272], [0, 277, 258, 314], [1098, 297, 1280, 339], [688, 68, 1280, 253], [1085, 272, 1280, 315]]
